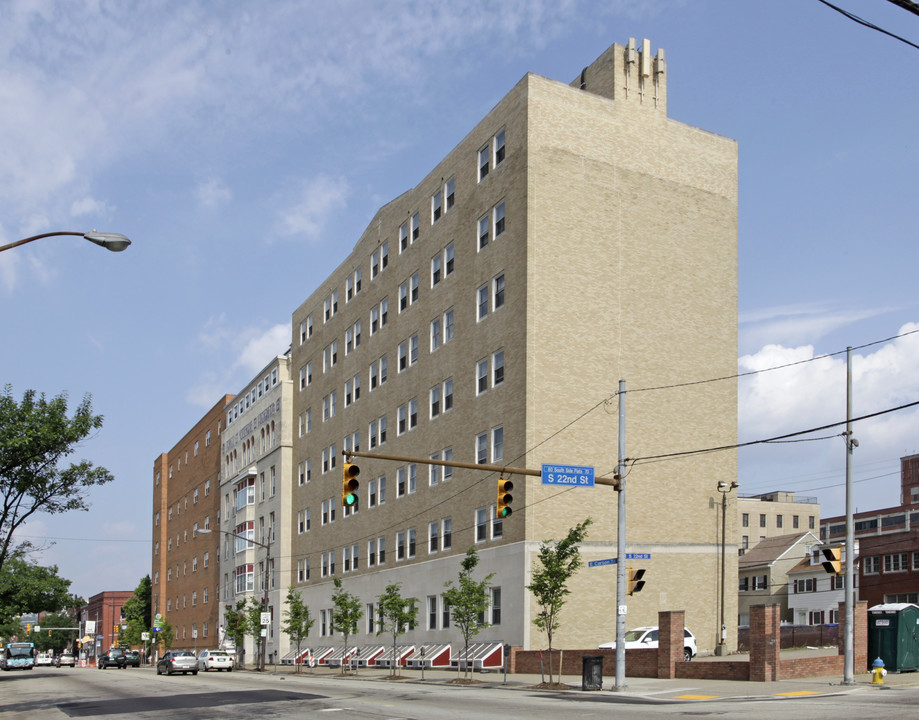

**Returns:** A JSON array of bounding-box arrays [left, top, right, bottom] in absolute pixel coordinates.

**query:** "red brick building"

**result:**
[[821, 453, 919, 607], [82, 590, 133, 658]]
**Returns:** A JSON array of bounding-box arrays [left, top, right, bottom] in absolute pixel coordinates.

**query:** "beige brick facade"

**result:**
[[274, 40, 739, 655]]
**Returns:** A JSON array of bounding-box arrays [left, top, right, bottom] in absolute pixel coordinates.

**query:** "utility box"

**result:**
[[867, 603, 919, 672], [581, 655, 603, 690]]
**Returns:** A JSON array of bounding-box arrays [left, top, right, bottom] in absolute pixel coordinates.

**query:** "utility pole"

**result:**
[[843, 347, 856, 684], [614, 380, 627, 691]]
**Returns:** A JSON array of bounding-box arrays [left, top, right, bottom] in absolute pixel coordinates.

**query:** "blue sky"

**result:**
[[2, 0, 918, 600]]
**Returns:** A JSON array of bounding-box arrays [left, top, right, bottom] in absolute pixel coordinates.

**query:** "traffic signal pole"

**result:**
[[614, 380, 627, 692]]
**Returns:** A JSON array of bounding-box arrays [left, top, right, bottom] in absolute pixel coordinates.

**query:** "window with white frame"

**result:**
[[408, 528, 416, 558], [493, 350, 505, 386], [492, 426, 504, 462], [399, 221, 409, 253], [411, 212, 419, 242], [493, 273, 505, 311], [884, 553, 909, 573], [442, 517, 452, 549], [431, 253, 442, 287], [478, 213, 489, 250], [478, 144, 490, 182], [346, 268, 362, 301], [493, 201, 505, 238], [371, 241, 388, 278], [397, 531, 406, 561], [430, 315, 442, 351], [491, 587, 502, 625], [429, 521, 440, 553], [345, 374, 360, 407], [443, 378, 454, 413], [494, 129, 506, 166], [323, 340, 338, 371], [475, 508, 488, 542], [476, 359, 488, 395], [430, 385, 441, 418], [445, 178, 455, 211], [369, 355, 388, 391], [432, 189, 443, 223], [477, 284, 489, 321]]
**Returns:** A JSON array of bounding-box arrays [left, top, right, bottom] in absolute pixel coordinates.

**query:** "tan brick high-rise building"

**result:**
[[209, 39, 737, 657], [152, 396, 230, 654]]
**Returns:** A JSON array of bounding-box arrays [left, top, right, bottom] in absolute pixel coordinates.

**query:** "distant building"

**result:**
[[821, 453, 919, 607], [786, 543, 857, 626], [151, 396, 230, 654], [82, 590, 133, 657], [737, 491, 820, 553], [738, 532, 819, 625]]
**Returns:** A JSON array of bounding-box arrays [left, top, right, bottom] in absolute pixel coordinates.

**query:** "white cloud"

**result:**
[[196, 178, 233, 209], [739, 303, 888, 354], [275, 175, 350, 243], [738, 323, 919, 512], [234, 323, 290, 375], [70, 197, 113, 218]]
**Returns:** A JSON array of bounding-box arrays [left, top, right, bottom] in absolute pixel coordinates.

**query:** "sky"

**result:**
[[2, 0, 918, 601]]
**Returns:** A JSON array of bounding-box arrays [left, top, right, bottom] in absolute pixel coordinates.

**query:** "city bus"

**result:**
[[1, 642, 36, 670]]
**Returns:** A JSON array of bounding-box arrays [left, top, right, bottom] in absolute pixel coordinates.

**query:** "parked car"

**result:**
[[35, 652, 53, 666], [54, 651, 75, 668], [98, 648, 127, 669], [197, 649, 233, 672], [157, 650, 198, 676], [599, 626, 698, 662], [124, 650, 140, 668]]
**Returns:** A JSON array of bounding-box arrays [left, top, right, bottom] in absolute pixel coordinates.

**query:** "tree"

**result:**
[[243, 597, 266, 670], [376, 583, 418, 678], [223, 600, 249, 667], [153, 618, 174, 655], [281, 586, 314, 673], [527, 518, 592, 684], [120, 575, 152, 649], [330, 577, 363, 674], [0, 554, 73, 626], [442, 547, 494, 679], [0, 386, 114, 578]]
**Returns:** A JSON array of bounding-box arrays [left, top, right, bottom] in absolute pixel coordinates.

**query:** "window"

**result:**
[[411, 212, 420, 242], [429, 521, 440, 553], [864, 556, 880, 574], [369, 415, 387, 448], [408, 528, 416, 558], [759, 514, 766, 528], [345, 374, 360, 407], [493, 274, 505, 310], [432, 190, 443, 223], [478, 214, 489, 250], [491, 587, 501, 625], [408, 398, 418, 430], [444, 243, 454, 277], [345, 321, 361, 354], [475, 508, 488, 542], [884, 553, 909, 573], [493, 350, 505, 386], [346, 268, 362, 301], [793, 515, 800, 529], [430, 385, 441, 418], [428, 595, 438, 630], [445, 178, 455, 211], [323, 341, 338, 371], [478, 145, 490, 181], [493, 201, 505, 237], [776, 515, 783, 529], [477, 284, 489, 321], [492, 426, 504, 462], [369, 355, 388, 391], [431, 253, 442, 287], [397, 531, 406, 561], [477, 359, 488, 395], [444, 308, 454, 343], [741, 513, 749, 527], [443, 378, 454, 412], [494, 129, 506, 166], [399, 221, 409, 253], [430, 316, 442, 351], [442, 517, 452, 549], [371, 241, 388, 278]]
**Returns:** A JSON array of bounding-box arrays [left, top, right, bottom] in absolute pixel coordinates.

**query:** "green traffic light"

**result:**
[[344, 492, 357, 506]]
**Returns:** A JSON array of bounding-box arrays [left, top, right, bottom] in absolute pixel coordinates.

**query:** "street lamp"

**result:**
[[198, 527, 272, 671], [0, 230, 131, 253], [715, 480, 739, 656]]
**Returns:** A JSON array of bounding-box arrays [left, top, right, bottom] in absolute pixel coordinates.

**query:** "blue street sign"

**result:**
[[588, 558, 617, 567], [541, 463, 595, 487], [625, 553, 651, 559]]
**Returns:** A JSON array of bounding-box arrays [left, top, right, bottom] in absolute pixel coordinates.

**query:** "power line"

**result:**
[[817, 0, 919, 50]]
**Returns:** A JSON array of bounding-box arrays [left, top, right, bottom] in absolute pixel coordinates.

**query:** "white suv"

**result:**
[[599, 626, 698, 661]]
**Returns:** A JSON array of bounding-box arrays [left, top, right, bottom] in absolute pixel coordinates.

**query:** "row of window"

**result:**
[[226, 367, 280, 426], [165, 588, 209, 613], [160, 481, 212, 525], [863, 551, 919, 574], [224, 421, 278, 478], [298, 128, 506, 347], [741, 512, 816, 530], [312, 586, 502, 639], [304, 269, 504, 388]]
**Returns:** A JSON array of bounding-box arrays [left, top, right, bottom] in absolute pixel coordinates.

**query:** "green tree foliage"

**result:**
[[0, 554, 72, 626], [376, 582, 418, 678], [223, 600, 248, 666], [153, 617, 174, 654], [526, 518, 592, 684], [442, 547, 494, 678], [0, 386, 114, 578], [120, 575, 152, 648], [330, 577, 363, 674], [281, 586, 314, 673], [243, 597, 267, 669]]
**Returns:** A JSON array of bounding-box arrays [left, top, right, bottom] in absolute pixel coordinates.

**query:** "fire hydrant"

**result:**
[[871, 657, 887, 685]]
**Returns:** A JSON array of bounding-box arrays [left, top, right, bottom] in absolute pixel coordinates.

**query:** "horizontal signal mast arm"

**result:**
[[343, 449, 620, 487]]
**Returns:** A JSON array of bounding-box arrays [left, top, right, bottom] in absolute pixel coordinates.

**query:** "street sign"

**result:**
[[618, 605, 627, 615], [541, 463, 595, 487], [588, 558, 617, 567], [625, 553, 651, 559], [141, 632, 150, 641], [260, 612, 270, 626], [152, 626, 161, 632], [34, 625, 41, 633]]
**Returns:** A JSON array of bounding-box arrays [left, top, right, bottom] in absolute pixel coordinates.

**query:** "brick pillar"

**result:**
[[749, 604, 780, 682], [838, 601, 868, 670], [657, 610, 684, 679]]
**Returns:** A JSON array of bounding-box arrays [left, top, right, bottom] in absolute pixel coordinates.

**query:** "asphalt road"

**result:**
[[2, 663, 918, 720]]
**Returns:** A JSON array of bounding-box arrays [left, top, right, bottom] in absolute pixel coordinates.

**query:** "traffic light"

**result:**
[[26, 623, 31, 633], [821, 546, 842, 575], [496, 475, 514, 518], [342, 462, 360, 507], [114, 624, 120, 635], [627, 567, 646, 595], [48, 630, 51, 637]]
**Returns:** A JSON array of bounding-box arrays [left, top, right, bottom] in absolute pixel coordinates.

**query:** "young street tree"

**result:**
[[376, 582, 418, 678], [526, 518, 592, 685], [223, 600, 249, 667], [243, 597, 267, 670], [120, 575, 152, 650], [442, 546, 494, 679], [330, 577, 363, 674], [0, 386, 114, 577], [281, 586, 314, 673]]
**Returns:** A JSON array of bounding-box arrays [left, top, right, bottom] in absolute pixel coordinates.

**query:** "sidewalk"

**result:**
[[251, 663, 919, 703]]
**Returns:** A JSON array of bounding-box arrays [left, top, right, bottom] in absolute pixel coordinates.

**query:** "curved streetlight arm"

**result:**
[[0, 231, 131, 253]]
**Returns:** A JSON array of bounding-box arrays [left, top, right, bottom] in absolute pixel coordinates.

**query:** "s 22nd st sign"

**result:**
[[542, 463, 595, 487]]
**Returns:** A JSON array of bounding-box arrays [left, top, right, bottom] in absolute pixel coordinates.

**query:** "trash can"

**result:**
[[581, 655, 603, 691]]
